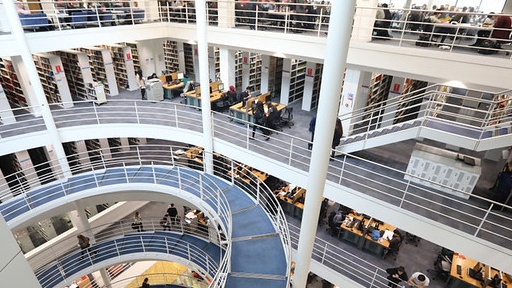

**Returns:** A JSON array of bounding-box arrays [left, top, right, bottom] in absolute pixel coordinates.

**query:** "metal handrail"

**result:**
[[0, 96, 511, 250], [0, 146, 291, 287], [78, 272, 210, 288], [35, 232, 220, 288]]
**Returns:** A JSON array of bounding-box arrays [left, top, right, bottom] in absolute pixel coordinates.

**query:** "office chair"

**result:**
[[427, 249, 453, 281], [278, 107, 294, 128]]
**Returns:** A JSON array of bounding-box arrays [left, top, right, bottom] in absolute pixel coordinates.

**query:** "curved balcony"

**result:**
[[0, 162, 290, 288]]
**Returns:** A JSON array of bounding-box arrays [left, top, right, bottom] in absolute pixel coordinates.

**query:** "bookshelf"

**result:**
[[364, 73, 393, 128], [85, 139, 102, 164], [0, 153, 29, 196], [105, 44, 138, 91], [393, 79, 428, 124], [311, 63, 324, 110], [248, 52, 262, 93], [163, 40, 180, 73], [235, 50, 243, 90], [214, 46, 220, 77], [268, 56, 283, 100], [80, 47, 119, 96], [54, 50, 93, 101], [32, 53, 74, 108], [183, 43, 195, 79], [107, 138, 122, 154], [62, 141, 81, 174], [86, 82, 107, 104], [0, 58, 27, 108], [288, 59, 307, 103]]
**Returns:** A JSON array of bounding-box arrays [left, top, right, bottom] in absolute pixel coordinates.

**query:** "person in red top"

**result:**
[[491, 15, 512, 47]]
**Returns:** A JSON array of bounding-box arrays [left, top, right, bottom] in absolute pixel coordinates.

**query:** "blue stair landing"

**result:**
[[1, 166, 289, 288]]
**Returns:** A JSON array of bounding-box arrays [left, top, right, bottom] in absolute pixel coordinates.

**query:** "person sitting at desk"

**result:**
[[407, 272, 430, 288], [226, 85, 237, 105], [148, 73, 158, 80], [427, 11, 452, 44], [490, 14, 512, 48]]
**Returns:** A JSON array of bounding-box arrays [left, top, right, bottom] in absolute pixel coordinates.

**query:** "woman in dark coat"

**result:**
[[331, 118, 343, 158]]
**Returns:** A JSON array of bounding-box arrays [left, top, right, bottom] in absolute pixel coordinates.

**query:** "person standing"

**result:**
[[252, 101, 270, 140], [167, 203, 178, 225], [77, 234, 91, 258], [407, 272, 430, 288], [132, 211, 144, 232], [238, 86, 252, 106], [386, 266, 408, 288], [137, 70, 146, 100], [308, 116, 316, 150], [160, 215, 171, 231], [331, 118, 343, 159]]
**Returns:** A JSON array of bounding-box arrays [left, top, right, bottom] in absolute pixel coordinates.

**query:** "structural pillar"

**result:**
[[260, 55, 270, 94], [280, 58, 292, 105], [99, 268, 112, 288], [196, 0, 214, 174], [3, 0, 72, 179], [69, 200, 95, 243], [241, 51, 250, 89], [340, 68, 372, 136], [301, 61, 317, 111], [0, 215, 41, 287], [219, 48, 236, 88], [293, 1, 357, 287]]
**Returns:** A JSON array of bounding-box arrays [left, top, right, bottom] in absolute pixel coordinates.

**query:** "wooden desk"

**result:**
[[162, 82, 184, 99], [448, 253, 484, 288], [362, 221, 396, 256], [185, 89, 225, 108], [229, 93, 285, 123], [274, 184, 306, 217], [339, 213, 365, 245]]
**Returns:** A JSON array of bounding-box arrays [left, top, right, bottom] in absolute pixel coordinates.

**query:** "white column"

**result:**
[[260, 55, 270, 94], [208, 46, 217, 81], [0, 83, 15, 124], [0, 215, 41, 287], [219, 48, 236, 88], [293, 1, 357, 288], [69, 201, 95, 243], [10, 56, 41, 116], [99, 268, 112, 288], [3, 2, 72, 178], [352, 0, 378, 42], [15, 151, 40, 188], [280, 58, 292, 105], [301, 61, 317, 111], [340, 68, 372, 135], [217, 0, 235, 28], [241, 52, 250, 89], [196, 0, 214, 174], [177, 42, 186, 73]]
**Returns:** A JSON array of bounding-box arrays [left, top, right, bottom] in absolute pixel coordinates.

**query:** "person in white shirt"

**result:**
[[407, 272, 430, 288]]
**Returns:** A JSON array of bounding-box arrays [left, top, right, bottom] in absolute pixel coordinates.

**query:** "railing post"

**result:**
[[369, 267, 379, 288], [123, 162, 129, 183], [170, 146, 175, 167], [177, 167, 182, 189], [230, 161, 235, 184], [255, 5, 259, 31], [200, 174, 203, 200], [152, 162, 157, 184], [100, 151, 106, 170], [475, 204, 494, 237], [400, 178, 411, 208], [175, 105, 179, 128], [339, 154, 347, 185], [317, 8, 323, 37], [136, 146, 142, 166], [93, 102, 100, 124], [134, 102, 140, 124], [92, 166, 100, 187], [288, 138, 294, 166]]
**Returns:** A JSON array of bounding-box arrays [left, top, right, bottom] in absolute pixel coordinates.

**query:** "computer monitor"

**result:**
[[217, 83, 224, 91], [177, 72, 184, 80], [165, 75, 173, 83]]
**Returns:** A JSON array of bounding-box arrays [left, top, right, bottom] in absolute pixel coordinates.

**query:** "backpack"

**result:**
[[371, 229, 381, 241]]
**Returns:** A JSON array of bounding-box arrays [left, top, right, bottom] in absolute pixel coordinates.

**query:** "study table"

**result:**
[[274, 184, 306, 218], [447, 253, 512, 288], [338, 214, 396, 257], [159, 72, 185, 99], [229, 92, 286, 123], [184, 81, 225, 108]]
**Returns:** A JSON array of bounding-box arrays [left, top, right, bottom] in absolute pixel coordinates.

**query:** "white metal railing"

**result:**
[[35, 230, 220, 288], [354, 6, 512, 59], [6, 1, 512, 60], [288, 223, 406, 288], [0, 94, 511, 250], [78, 272, 210, 288], [0, 145, 291, 287]]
